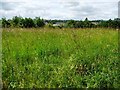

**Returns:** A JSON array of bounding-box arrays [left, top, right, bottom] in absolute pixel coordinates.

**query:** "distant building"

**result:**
[[91, 22, 100, 25], [45, 22, 49, 25], [52, 22, 65, 27]]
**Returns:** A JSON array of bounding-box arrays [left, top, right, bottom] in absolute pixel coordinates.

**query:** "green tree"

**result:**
[[113, 18, 120, 29], [99, 21, 108, 28], [11, 16, 20, 27], [65, 20, 76, 28], [74, 21, 84, 28], [23, 18, 35, 28], [2, 18, 11, 28], [107, 19, 113, 28], [35, 17, 45, 27], [84, 18, 92, 28]]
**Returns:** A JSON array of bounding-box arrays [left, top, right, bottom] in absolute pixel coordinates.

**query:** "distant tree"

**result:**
[[85, 18, 88, 21], [19, 17, 24, 28], [11, 16, 20, 27], [2, 18, 6, 28], [107, 19, 113, 28], [35, 17, 45, 27], [66, 20, 76, 28], [74, 21, 84, 28], [2, 18, 11, 28], [99, 20, 108, 28], [23, 18, 35, 28], [112, 19, 120, 29], [84, 18, 92, 28]]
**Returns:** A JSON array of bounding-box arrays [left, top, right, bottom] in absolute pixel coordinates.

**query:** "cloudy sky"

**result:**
[[0, 0, 119, 20]]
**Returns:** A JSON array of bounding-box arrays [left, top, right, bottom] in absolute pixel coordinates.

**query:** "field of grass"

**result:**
[[2, 28, 119, 88]]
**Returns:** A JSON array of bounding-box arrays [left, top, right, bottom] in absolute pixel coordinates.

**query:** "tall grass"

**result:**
[[2, 28, 119, 88]]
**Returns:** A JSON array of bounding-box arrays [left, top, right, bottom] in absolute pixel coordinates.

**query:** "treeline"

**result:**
[[1, 16, 120, 29], [47, 18, 120, 29], [1, 16, 45, 28]]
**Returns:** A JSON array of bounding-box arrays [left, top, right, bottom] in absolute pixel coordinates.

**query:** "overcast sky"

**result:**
[[0, 0, 119, 20]]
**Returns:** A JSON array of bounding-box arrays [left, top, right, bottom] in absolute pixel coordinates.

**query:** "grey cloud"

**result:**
[[0, 0, 118, 20], [62, 1, 79, 8], [118, 1, 120, 17], [0, 1, 22, 11], [70, 2, 118, 20], [66, 2, 79, 7], [71, 5, 96, 13]]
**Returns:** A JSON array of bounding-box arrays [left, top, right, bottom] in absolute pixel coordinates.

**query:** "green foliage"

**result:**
[[99, 19, 120, 28], [65, 19, 94, 28], [11, 16, 20, 27], [74, 21, 84, 28], [22, 18, 35, 28], [35, 17, 45, 27], [65, 20, 76, 28], [2, 18, 11, 28], [83, 18, 93, 28], [2, 28, 119, 88], [1, 16, 45, 28], [1, 16, 120, 29]]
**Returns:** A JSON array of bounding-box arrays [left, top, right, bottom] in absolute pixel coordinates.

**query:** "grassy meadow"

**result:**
[[2, 28, 119, 88]]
